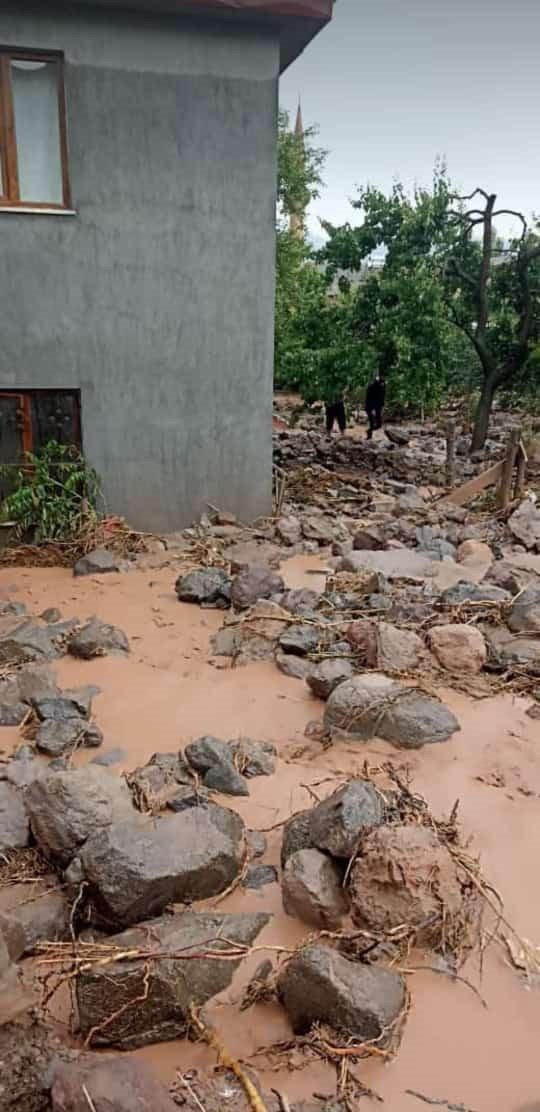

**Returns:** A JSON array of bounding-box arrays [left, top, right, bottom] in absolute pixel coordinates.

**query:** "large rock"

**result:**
[[175, 568, 232, 608], [230, 738, 276, 778], [184, 736, 249, 796], [324, 674, 460, 748], [80, 803, 246, 927], [341, 549, 436, 583], [0, 881, 70, 959], [0, 702, 27, 726], [508, 499, 540, 551], [127, 752, 196, 812], [276, 515, 302, 546], [456, 539, 493, 567], [68, 618, 129, 659], [231, 565, 284, 611], [73, 548, 120, 577], [349, 825, 465, 944], [281, 810, 316, 868], [347, 620, 423, 673], [282, 849, 347, 929], [225, 599, 291, 665], [352, 526, 385, 551], [0, 783, 29, 853], [429, 623, 487, 674], [26, 766, 134, 865], [0, 1023, 80, 1111], [279, 623, 321, 657], [507, 585, 540, 634], [306, 658, 355, 701], [51, 1057, 177, 1112], [309, 782, 385, 859], [278, 945, 406, 1040], [76, 910, 269, 1048], [440, 581, 510, 607], [36, 718, 103, 757], [0, 621, 59, 666]]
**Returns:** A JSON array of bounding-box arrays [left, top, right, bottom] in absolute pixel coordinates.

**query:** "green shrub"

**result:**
[[0, 441, 102, 543]]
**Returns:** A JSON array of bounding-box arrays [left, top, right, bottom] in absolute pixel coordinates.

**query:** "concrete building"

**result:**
[[0, 0, 333, 531]]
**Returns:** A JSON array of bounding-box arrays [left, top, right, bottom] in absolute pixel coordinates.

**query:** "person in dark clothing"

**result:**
[[365, 375, 386, 439], [325, 398, 346, 435]]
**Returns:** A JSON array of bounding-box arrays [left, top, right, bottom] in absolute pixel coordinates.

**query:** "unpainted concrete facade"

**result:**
[[0, 3, 281, 530]]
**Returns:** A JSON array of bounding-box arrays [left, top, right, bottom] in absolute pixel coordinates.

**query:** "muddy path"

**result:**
[[1, 554, 539, 1112]]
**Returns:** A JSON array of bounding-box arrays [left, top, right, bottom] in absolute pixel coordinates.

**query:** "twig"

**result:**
[[270, 1090, 292, 1112], [82, 1085, 98, 1112], [178, 1073, 208, 1112], [405, 1090, 478, 1112]]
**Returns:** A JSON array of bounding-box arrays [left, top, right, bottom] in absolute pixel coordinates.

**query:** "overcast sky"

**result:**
[[280, 0, 540, 242]]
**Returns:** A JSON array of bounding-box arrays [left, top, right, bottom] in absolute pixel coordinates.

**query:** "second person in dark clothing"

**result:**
[[365, 376, 386, 439], [325, 397, 346, 435]]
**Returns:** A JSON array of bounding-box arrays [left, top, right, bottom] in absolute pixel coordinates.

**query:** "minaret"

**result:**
[[289, 100, 305, 239]]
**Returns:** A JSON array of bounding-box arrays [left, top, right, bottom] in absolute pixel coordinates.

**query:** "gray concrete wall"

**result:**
[[0, 4, 279, 530]]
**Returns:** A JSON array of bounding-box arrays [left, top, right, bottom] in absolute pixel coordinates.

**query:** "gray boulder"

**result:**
[[507, 585, 540, 634], [17, 662, 60, 704], [0, 880, 70, 959], [243, 864, 278, 889], [175, 568, 232, 608], [441, 581, 511, 607], [76, 910, 269, 1048], [276, 514, 302, 546], [35, 718, 103, 757], [508, 499, 540, 550], [278, 944, 407, 1040], [80, 803, 246, 927], [279, 623, 321, 657], [230, 565, 285, 611], [309, 782, 385, 859], [184, 736, 249, 796], [0, 702, 27, 726], [0, 621, 59, 666], [282, 849, 347, 929], [281, 810, 317, 868], [34, 691, 93, 721], [73, 548, 120, 576], [306, 659, 355, 700], [276, 652, 312, 680], [273, 588, 320, 615], [324, 673, 459, 748], [230, 738, 276, 777], [127, 751, 195, 811], [68, 618, 129, 659], [25, 766, 134, 865], [0, 782, 29, 853], [51, 1058, 177, 1112], [203, 763, 249, 796]]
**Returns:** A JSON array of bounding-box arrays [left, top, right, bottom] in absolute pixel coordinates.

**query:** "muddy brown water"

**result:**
[[1, 558, 539, 1111]]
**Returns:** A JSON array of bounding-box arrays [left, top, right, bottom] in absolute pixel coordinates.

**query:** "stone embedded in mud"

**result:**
[[278, 944, 407, 1041], [0, 620, 60, 666], [0, 880, 70, 960], [306, 658, 355, 700], [276, 651, 312, 679], [243, 864, 278, 889], [309, 782, 385, 859], [273, 588, 320, 615], [16, 662, 60, 705], [230, 564, 285, 611], [429, 623, 487, 675], [76, 910, 269, 1048], [175, 567, 232, 608], [440, 580, 511, 607], [507, 585, 540, 634], [203, 762, 249, 796], [417, 537, 457, 561], [349, 824, 465, 945], [456, 539, 493, 566], [230, 738, 276, 778], [247, 830, 267, 859], [282, 848, 347, 929], [73, 548, 120, 577], [0, 782, 29, 853], [36, 719, 103, 757], [281, 810, 317, 868], [301, 516, 336, 544], [279, 622, 321, 657], [127, 751, 195, 811], [68, 617, 129, 659], [508, 499, 540, 551], [341, 549, 435, 583], [51, 1057, 177, 1112], [25, 766, 134, 866], [346, 619, 423, 673], [184, 736, 249, 795], [79, 803, 246, 927], [276, 514, 302, 546], [353, 525, 386, 551], [324, 673, 460, 748], [0, 702, 27, 726]]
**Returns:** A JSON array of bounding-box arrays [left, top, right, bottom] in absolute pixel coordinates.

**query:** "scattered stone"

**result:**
[[76, 910, 269, 1048], [209, 625, 239, 658], [73, 548, 120, 577], [51, 1057, 178, 1112], [281, 810, 317, 868], [184, 736, 248, 794], [349, 824, 466, 945], [353, 525, 385, 551], [39, 607, 62, 623], [231, 565, 285, 611], [276, 514, 302, 546], [273, 588, 320, 615], [33, 694, 91, 721], [25, 765, 134, 866], [231, 738, 276, 778], [0, 621, 59, 665], [204, 762, 249, 796], [324, 673, 460, 748], [12, 744, 34, 762], [0, 702, 27, 726], [418, 538, 457, 561], [80, 804, 246, 927], [17, 662, 59, 704], [89, 747, 125, 769], [309, 781, 385, 859], [247, 830, 267, 859], [275, 651, 311, 679], [306, 658, 355, 700], [279, 623, 321, 656], [395, 489, 426, 514], [278, 944, 407, 1040], [301, 516, 335, 544], [429, 623, 487, 674], [225, 540, 283, 572], [0, 601, 26, 616], [456, 539, 493, 566], [175, 568, 232, 608], [385, 427, 410, 447], [127, 752, 194, 811], [3, 758, 41, 790], [0, 881, 70, 959], [68, 618, 129, 659], [508, 499, 540, 551], [341, 549, 435, 582], [282, 849, 347, 929], [243, 864, 278, 889], [485, 561, 527, 594], [346, 619, 423, 672], [440, 581, 511, 607], [35, 718, 103, 757], [0, 782, 29, 852], [507, 585, 540, 634]]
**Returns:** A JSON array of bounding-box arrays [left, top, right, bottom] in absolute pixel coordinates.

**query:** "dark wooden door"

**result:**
[[31, 392, 81, 452], [0, 394, 28, 501]]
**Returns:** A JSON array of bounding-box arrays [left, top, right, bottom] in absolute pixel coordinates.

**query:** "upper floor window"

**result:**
[[0, 48, 71, 210]]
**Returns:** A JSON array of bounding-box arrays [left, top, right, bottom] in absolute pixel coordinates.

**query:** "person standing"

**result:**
[[365, 375, 386, 439], [325, 397, 347, 435]]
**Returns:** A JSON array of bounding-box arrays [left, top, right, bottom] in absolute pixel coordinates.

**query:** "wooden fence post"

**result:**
[[445, 421, 456, 489], [514, 441, 528, 499], [497, 428, 520, 510]]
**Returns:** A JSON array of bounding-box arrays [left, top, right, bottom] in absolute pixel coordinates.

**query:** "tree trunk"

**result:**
[[471, 374, 497, 451]]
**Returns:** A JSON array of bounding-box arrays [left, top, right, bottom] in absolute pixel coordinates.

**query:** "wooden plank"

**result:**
[[442, 460, 504, 506]]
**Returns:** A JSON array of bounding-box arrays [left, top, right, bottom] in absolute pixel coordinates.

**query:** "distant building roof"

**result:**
[[69, 0, 335, 71]]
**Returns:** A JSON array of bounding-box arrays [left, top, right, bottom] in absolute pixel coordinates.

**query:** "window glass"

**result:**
[[11, 59, 63, 204]]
